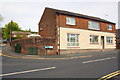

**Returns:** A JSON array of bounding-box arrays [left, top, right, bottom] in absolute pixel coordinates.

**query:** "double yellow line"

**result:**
[[98, 70, 120, 80]]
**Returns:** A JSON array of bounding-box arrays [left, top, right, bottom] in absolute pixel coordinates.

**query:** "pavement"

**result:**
[[1, 43, 119, 59]]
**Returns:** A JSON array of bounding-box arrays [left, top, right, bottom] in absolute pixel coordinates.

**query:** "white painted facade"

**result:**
[[59, 27, 116, 50]]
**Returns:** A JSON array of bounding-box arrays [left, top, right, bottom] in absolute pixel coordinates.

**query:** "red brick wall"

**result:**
[[58, 14, 116, 33], [100, 22, 116, 33], [38, 8, 56, 37], [116, 39, 120, 49], [11, 37, 57, 55]]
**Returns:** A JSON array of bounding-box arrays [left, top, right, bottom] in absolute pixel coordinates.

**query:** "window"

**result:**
[[106, 37, 113, 44], [14, 35, 16, 37], [108, 25, 112, 30], [67, 34, 79, 47], [40, 25, 43, 31], [66, 17, 76, 25], [90, 35, 99, 43], [88, 21, 100, 30]]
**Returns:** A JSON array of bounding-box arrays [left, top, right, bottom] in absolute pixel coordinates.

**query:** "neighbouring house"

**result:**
[[12, 31, 31, 39], [27, 34, 41, 38], [38, 7, 116, 54], [116, 29, 120, 49]]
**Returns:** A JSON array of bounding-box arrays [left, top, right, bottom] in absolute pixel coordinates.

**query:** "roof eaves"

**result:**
[[56, 11, 115, 25]]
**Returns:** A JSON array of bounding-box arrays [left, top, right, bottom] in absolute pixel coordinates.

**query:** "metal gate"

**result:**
[[28, 47, 38, 55], [15, 44, 21, 53]]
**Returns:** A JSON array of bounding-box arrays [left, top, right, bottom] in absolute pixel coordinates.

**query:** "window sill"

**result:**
[[67, 47, 80, 48], [108, 29, 112, 31], [90, 43, 99, 44], [66, 24, 76, 26], [88, 29, 100, 31], [106, 43, 114, 45]]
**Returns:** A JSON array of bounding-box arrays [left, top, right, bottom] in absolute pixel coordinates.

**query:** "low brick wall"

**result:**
[[11, 37, 57, 55], [116, 38, 120, 49], [60, 49, 116, 54]]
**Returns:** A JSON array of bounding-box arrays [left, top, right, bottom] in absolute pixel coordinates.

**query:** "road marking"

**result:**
[[0, 67, 56, 77], [98, 70, 120, 80], [83, 57, 116, 64]]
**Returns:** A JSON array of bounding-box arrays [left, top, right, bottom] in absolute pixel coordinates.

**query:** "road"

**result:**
[[1, 50, 119, 79]]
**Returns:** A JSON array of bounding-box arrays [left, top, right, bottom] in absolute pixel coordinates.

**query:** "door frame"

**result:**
[[101, 36, 105, 49]]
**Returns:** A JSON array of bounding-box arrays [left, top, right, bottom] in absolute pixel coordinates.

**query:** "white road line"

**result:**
[[83, 57, 116, 64], [0, 67, 56, 77]]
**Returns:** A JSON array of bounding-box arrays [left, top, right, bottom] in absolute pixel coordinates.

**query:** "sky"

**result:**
[[0, 0, 119, 32]]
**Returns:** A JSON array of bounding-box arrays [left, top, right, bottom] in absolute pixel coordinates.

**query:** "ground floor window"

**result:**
[[106, 37, 113, 44], [67, 33, 79, 47], [90, 35, 99, 43]]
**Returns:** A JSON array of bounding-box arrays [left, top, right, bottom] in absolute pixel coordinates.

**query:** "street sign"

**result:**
[[45, 46, 53, 49]]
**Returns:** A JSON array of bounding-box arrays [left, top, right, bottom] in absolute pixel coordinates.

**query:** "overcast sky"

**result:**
[[0, 0, 119, 32]]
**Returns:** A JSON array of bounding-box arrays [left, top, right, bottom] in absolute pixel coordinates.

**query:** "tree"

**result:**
[[3, 21, 21, 39], [0, 14, 4, 38]]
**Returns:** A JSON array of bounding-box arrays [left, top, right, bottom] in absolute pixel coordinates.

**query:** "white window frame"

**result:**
[[108, 24, 112, 30], [67, 33, 79, 47], [66, 17, 76, 25], [90, 35, 99, 44], [88, 21, 100, 30], [106, 37, 113, 44]]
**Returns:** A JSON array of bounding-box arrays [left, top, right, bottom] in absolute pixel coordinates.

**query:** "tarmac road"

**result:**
[[1, 50, 119, 79]]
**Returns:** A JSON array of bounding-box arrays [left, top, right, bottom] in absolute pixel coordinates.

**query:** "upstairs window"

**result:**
[[88, 21, 100, 30], [40, 25, 43, 31], [66, 17, 76, 25], [108, 25, 112, 30]]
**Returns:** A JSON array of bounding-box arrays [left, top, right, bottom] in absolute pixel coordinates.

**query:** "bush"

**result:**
[[12, 37, 22, 40]]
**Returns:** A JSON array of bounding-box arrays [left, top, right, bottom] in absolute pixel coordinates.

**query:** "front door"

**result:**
[[15, 44, 21, 53], [101, 36, 104, 49]]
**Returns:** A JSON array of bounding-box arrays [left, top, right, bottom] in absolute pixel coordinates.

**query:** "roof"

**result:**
[[46, 7, 115, 25]]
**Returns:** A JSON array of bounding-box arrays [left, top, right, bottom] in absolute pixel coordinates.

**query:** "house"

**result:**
[[116, 29, 120, 49], [38, 7, 116, 54], [12, 31, 31, 38]]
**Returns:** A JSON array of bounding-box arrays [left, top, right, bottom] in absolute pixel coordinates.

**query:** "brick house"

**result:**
[[116, 29, 120, 49], [39, 7, 116, 54]]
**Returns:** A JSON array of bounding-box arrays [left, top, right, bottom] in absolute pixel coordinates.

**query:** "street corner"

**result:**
[[0, 52, 22, 59], [0, 52, 93, 60]]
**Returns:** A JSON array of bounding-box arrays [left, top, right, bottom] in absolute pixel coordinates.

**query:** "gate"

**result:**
[[28, 47, 38, 55], [15, 44, 21, 53]]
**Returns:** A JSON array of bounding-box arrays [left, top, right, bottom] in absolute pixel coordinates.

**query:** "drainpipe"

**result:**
[[57, 13, 60, 55]]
